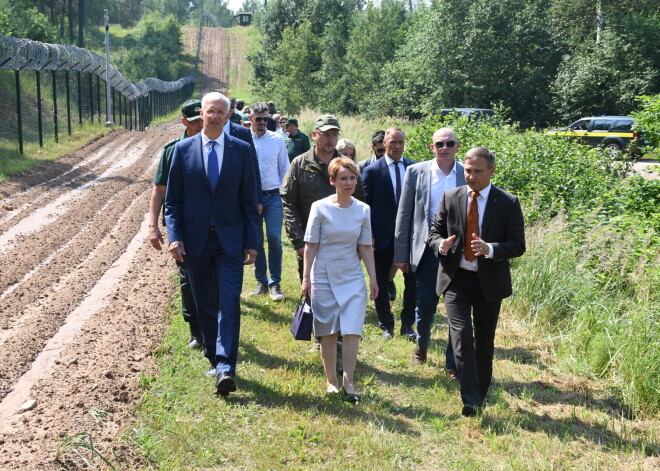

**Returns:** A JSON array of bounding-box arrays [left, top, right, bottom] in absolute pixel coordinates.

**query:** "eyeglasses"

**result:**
[[434, 141, 456, 149], [374, 147, 386, 154], [253, 117, 268, 122]]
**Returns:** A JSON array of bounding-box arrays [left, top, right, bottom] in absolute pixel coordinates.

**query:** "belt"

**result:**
[[458, 267, 479, 276], [262, 189, 280, 196], [209, 225, 216, 231]]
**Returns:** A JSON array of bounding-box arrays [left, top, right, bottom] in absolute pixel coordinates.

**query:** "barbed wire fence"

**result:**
[[0, 4, 206, 157]]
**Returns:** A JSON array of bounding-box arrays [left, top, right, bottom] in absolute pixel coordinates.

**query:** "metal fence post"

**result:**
[[65, 70, 72, 135], [52, 70, 58, 143], [128, 98, 132, 131], [15, 70, 23, 154], [96, 75, 101, 121], [36, 70, 43, 147], [77, 71, 82, 125], [89, 72, 94, 122]]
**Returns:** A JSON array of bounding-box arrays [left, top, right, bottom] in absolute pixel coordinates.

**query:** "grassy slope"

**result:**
[[131, 241, 658, 470]]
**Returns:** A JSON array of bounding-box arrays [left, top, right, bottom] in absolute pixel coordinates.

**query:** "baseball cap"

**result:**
[[314, 114, 340, 132], [181, 99, 202, 121], [285, 118, 298, 126]]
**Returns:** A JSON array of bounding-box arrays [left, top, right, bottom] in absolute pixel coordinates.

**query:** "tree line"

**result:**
[[250, 0, 660, 128], [0, 0, 238, 46]]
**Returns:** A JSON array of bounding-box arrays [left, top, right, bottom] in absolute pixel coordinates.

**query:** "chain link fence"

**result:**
[[0, 20, 202, 156]]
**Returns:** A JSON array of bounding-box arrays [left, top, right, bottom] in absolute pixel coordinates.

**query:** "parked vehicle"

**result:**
[[441, 108, 495, 121], [546, 116, 648, 155]]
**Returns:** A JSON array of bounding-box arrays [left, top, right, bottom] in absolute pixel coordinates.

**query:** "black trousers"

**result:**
[[374, 243, 416, 332], [444, 268, 501, 407], [176, 260, 200, 337]]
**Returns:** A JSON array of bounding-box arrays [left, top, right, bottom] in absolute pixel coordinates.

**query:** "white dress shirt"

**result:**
[[428, 159, 458, 227], [201, 131, 224, 176], [251, 130, 290, 191], [384, 155, 406, 198], [459, 183, 494, 271]]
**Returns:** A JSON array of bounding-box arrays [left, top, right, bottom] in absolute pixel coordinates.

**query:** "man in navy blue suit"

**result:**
[[361, 126, 417, 340], [165, 92, 260, 397]]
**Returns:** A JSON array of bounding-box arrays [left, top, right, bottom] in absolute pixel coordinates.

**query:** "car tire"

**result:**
[[605, 142, 622, 157]]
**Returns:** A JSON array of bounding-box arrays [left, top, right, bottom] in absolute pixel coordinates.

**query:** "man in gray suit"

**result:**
[[394, 128, 465, 373], [428, 146, 525, 416]]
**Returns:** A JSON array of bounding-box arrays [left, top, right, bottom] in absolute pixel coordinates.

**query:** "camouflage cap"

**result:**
[[181, 99, 202, 121], [314, 114, 340, 132]]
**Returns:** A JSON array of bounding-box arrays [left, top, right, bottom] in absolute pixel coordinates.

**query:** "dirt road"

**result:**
[[0, 123, 182, 469], [0, 25, 243, 469]]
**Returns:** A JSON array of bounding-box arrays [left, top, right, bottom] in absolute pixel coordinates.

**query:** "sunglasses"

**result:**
[[374, 147, 386, 154], [434, 141, 456, 149], [253, 117, 268, 122]]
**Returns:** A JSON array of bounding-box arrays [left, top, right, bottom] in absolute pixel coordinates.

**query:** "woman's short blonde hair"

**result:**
[[336, 138, 357, 162], [329, 157, 359, 179]]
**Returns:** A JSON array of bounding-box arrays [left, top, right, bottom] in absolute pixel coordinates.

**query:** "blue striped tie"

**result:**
[[207, 140, 219, 191]]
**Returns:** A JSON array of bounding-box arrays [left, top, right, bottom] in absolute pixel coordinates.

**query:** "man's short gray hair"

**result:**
[[201, 92, 230, 112]]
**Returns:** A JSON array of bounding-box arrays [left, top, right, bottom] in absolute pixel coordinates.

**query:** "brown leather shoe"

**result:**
[[412, 347, 427, 365]]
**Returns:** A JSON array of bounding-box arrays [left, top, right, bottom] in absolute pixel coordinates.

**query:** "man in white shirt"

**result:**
[[361, 127, 417, 340], [248, 102, 291, 301], [394, 128, 465, 373]]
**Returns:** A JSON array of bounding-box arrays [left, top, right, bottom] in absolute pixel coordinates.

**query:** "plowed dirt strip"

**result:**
[[199, 27, 228, 95], [0, 121, 181, 469]]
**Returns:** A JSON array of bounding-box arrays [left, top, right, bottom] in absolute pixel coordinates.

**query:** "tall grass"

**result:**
[[295, 108, 414, 163], [507, 216, 660, 417]]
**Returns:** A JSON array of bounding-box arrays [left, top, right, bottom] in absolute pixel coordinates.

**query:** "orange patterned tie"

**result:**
[[464, 190, 480, 261]]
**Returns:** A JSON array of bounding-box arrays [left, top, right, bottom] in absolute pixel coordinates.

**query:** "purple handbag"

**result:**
[[291, 294, 313, 341]]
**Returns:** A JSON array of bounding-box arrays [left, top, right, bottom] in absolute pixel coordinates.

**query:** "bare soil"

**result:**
[[0, 122, 181, 470], [0, 25, 239, 470]]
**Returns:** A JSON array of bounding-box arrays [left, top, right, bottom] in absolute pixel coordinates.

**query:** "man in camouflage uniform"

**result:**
[[280, 114, 365, 282], [148, 99, 204, 349], [284, 118, 311, 162]]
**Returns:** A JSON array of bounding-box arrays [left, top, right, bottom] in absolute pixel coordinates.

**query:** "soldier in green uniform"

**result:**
[[280, 114, 365, 281], [284, 118, 311, 162], [148, 99, 204, 349]]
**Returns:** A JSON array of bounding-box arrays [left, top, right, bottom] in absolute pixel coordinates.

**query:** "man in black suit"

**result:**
[[361, 126, 417, 340], [428, 147, 525, 416]]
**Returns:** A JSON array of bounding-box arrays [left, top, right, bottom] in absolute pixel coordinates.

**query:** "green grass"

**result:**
[[0, 122, 116, 183], [127, 234, 658, 470], [227, 25, 258, 103]]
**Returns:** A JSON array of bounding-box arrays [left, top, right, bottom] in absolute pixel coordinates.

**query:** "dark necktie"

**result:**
[[464, 190, 480, 261], [207, 140, 219, 191], [393, 160, 401, 204]]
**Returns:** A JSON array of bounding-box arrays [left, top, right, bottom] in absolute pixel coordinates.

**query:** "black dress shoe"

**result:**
[[461, 404, 479, 417], [400, 325, 417, 341], [388, 280, 396, 302], [382, 329, 393, 340], [215, 372, 237, 396], [342, 388, 359, 404]]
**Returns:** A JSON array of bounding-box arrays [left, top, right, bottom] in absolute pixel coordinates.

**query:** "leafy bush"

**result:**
[[407, 113, 660, 416], [113, 13, 185, 82], [631, 94, 660, 148]]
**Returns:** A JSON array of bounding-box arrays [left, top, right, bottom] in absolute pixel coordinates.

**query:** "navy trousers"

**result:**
[[185, 228, 244, 375]]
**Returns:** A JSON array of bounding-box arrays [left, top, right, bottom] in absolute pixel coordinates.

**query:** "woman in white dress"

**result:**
[[302, 157, 378, 402]]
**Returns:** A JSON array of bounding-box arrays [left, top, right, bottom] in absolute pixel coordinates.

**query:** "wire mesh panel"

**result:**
[[0, 69, 19, 156]]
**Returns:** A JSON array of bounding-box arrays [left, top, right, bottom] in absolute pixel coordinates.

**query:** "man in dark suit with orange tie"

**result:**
[[165, 92, 259, 397], [428, 147, 525, 416]]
